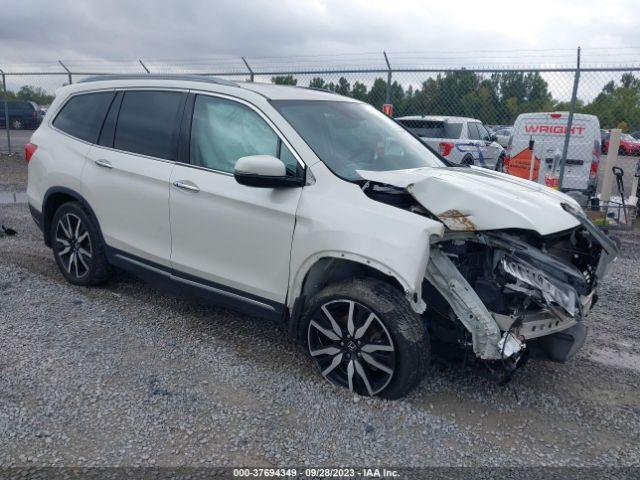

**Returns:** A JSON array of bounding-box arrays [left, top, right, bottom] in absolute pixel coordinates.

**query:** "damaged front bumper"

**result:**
[[423, 211, 618, 364]]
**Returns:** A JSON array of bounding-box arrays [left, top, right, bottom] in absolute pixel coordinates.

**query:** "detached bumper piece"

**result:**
[[527, 322, 588, 362]]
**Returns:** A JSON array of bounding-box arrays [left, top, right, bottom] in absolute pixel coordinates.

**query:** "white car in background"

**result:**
[[492, 126, 513, 148], [395, 115, 505, 169]]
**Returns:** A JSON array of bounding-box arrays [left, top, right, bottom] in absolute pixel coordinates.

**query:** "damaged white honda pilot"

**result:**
[[27, 75, 619, 399]]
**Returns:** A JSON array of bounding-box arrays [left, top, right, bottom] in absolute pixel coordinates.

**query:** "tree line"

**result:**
[[272, 72, 640, 131], [3, 72, 638, 131], [2, 85, 55, 106]]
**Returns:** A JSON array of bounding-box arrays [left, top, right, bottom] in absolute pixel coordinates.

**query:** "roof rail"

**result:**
[[78, 74, 238, 87]]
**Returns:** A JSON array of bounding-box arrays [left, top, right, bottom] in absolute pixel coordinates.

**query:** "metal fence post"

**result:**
[[58, 60, 72, 84], [558, 46, 581, 190], [1, 69, 11, 154], [242, 57, 254, 82], [383, 51, 392, 105], [139, 59, 150, 74]]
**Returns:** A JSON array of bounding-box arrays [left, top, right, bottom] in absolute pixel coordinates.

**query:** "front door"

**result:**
[[169, 93, 303, 313]]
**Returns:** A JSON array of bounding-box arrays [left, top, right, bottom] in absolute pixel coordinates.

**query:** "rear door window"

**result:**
[[114, 90, 186, 160], [467, 123, 480, 140], [53, 92, 115, 143]]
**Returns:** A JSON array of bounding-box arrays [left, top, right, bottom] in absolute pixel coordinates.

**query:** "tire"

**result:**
[[461, 155, 474, 166], [300, 277, 430, 399], [11, 118, 24, 130], [618, 146, 626, 156], [50, 201, 111, 286], [495, 154, 505, 172]]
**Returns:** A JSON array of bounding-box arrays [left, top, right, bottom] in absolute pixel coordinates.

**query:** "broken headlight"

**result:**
[[500, 256, 579, 317]]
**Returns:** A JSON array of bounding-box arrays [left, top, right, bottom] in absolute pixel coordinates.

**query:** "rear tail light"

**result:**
[[550, 113, 562, 119], [591, 139, 600, 180], [503, 155, 511, 172], [25, 142, 38, 163], [438, 142, 454, 157], [32, 110, 37, 118], [590, 159, 598, 180]]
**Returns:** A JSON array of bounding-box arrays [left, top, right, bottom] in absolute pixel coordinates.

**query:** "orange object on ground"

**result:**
[[507, 148, 540, 181]]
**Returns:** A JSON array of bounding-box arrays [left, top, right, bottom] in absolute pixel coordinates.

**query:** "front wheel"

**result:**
[[301, 277, 430, 399], [11, 118, 24, 130]]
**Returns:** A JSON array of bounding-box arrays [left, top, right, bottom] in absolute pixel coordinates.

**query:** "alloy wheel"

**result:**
[[307, 299, 395, 396], [54, 213, 93, 279]]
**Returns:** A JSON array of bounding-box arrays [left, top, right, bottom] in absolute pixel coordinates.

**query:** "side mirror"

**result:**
[[234, 155, 303, 188]]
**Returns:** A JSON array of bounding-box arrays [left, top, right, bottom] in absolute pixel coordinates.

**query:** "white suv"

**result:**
[[26, 75, 618, 398], [395, 115, 505, 169]]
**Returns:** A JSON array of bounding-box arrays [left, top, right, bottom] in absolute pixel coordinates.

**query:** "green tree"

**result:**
[[271, 75, 297, 86], [583, 73, 640, 130], [334, 77, 351, 96], [309, 77, 326, 89], [351, 81, 368, 102], [16, 85, 54, 105]]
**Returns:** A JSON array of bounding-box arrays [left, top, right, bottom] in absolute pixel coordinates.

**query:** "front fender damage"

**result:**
[[425, 247, 502, 359]]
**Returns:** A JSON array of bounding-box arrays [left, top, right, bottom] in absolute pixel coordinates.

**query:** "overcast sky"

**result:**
[[1, 0, 639, 100], [1, 0, 638, 66]]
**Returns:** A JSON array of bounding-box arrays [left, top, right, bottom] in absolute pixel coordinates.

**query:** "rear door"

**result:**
[[83, 89, 187, 267]]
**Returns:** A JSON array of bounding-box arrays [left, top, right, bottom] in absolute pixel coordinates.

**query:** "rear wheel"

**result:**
[[11, 118, 24, 130], [461, 155, 474, 166], [619, 146, 626, 156], [495, 154, 505, 172], [301, 277, 430, 399], [51, 202, 111, 286]]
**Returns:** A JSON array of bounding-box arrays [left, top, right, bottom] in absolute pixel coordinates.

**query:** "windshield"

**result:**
[[622, 133, 635, 141], [272, 100, 445, 181]]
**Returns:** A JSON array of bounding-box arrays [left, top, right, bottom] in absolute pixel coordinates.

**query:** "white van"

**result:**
[[507, 112, 600, 195]]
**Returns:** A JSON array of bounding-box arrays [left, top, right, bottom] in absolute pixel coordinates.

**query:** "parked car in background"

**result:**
[[602, 132, 640, 156], [507, 112, 601, 195], [25, 75, 618, 398], [0, 100, 44, 129], [395, 115, 505, 169], [492, 126, 513, 148]]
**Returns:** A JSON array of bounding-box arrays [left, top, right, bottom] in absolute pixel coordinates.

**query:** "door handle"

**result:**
[[94, 159, 112, 169], [173, 180, 200, 192]]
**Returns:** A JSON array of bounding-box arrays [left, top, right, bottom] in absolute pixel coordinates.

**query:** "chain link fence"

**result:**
[[2, 49, 640, 200]]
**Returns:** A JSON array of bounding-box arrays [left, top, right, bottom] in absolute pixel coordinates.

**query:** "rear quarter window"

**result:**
[[53, 92, 115, 143]]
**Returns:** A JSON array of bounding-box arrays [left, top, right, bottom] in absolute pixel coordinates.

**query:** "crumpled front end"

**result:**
[[356, 167, 619, 375], [423, 216, 618, 371]]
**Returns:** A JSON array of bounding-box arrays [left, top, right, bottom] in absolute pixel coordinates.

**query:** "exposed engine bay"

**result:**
[[361, 177, 619, 381]]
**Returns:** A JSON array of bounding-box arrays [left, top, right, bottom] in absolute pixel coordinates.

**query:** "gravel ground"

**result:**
[[1, 157, 639, 468], [0, 153, 27, 193]]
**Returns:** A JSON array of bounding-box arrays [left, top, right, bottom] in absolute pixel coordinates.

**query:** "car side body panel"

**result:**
[[288, 161, 444, 313]]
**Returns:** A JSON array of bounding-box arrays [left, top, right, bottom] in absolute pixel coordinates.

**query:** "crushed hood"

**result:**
[[357, 166, 582, 236]]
